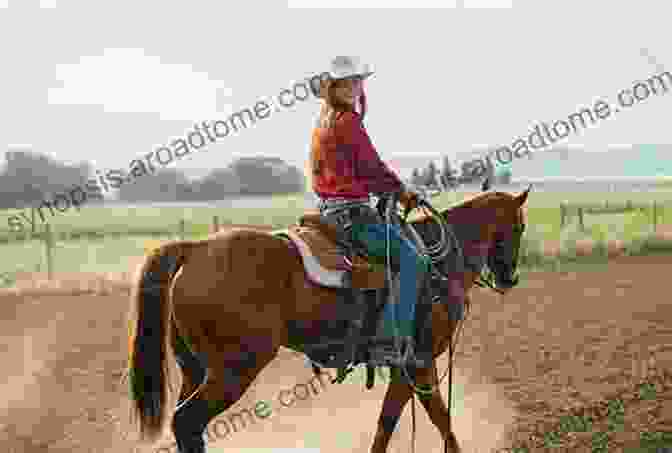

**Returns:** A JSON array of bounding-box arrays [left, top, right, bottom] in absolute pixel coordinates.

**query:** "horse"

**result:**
[[125, 186, 530, 453]]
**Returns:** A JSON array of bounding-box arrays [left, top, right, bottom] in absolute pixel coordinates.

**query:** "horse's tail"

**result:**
[[127, 239, 196, 441]]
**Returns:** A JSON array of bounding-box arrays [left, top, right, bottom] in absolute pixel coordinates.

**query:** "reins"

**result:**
[[394, 195, 504, 453], [314, 191, 512, 453]]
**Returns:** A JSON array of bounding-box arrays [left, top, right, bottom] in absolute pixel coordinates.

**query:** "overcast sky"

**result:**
[[1, 0, 670, 181]]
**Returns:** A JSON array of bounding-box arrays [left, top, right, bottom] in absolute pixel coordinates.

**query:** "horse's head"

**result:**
[[411, 185, 530, 294], [482, 187, 529, 291]]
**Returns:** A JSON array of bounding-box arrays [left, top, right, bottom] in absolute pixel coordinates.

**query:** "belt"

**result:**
[[319, 197, 370, 208], [318, 200, 369, 233], [318, 197, 370, 216]]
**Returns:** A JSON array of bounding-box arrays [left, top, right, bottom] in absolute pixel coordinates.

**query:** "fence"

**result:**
[[0, 202, 671, 285], [0, 216, 271, 285], [559, 200, 668, 233]]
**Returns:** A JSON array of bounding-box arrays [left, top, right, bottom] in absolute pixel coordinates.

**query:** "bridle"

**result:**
[[398, 195, 526, 297], [323, 191, 526, 453], [479, 221, 526, 293], [382, 192, 526, 453]]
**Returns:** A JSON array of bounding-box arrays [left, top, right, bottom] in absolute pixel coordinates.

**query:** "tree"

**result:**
[[424, 161, 439, 188], [191, 169, 242, 200], [484, 155, 496, 182], [440, 156, 458, 188], [410, 168, 423, 186], [228, 157, 304, 195], [117, 168, 192, 202], [0, 150, 98, 209], [459, 160, 484, 184]]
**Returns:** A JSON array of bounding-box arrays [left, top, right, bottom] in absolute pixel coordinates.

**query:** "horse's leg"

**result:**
[[171, 337, 281, 453], [171, 391, 211, 453], [415, 364, 461, 452], [414, 295, 467, 453], [171, 327, 210, 453], [369, 369, 414, 453], [165, 230, 295, 452]]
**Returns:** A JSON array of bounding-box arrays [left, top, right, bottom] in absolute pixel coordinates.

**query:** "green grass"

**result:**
[[0, 190, 671, 281], [507, 378, 672, 453], [0, 233, 178, 281], [0, 190, 670, 240], [0, 192, 308, 240], [1, 221, 670, 287]]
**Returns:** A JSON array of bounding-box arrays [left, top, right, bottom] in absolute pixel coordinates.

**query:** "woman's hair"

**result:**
[[318, 78, 367, 129]]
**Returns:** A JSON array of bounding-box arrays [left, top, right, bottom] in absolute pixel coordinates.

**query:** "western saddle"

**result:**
[[275, 208, 434, 384], [281, 210, 387, 290]]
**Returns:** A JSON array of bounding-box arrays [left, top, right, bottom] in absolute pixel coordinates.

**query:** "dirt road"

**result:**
[[1, 255, 671, 452]]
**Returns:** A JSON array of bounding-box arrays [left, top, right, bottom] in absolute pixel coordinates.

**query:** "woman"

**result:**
[[310, 56, 432, 368]]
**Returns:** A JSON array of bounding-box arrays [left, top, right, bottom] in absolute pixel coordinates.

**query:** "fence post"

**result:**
[[179, 219, 186, 240], [44, 223, 54, 280], [578, 207, 584, 232], [662, 201, 665, 225], [653, 201, 658, 233], [213, 215, 220, 233], [560, 203, 566, 228]]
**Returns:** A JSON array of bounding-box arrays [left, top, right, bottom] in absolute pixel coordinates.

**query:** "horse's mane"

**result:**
[[412, 191, 514, 226]]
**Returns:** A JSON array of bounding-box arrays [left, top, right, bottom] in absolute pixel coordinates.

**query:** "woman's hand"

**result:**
[[398, 190, 420, 211]]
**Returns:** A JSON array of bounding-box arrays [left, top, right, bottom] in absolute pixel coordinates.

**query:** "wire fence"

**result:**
[[559, 200, 668, 232], [0, 202, 670, 287], [0, 216, 263, 286]]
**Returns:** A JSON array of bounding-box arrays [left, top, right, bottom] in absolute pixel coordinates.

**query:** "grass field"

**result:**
[[0, 189, 670, 238], [0, 189, 671, 283]]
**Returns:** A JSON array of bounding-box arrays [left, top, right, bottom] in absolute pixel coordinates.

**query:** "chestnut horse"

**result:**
[[126, 187, 530, 453]]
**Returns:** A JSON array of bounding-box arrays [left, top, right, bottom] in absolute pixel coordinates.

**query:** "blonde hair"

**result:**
[[316, 78, 366, 129], [311, 78, 368, 183], [318, 102, 338, 129]]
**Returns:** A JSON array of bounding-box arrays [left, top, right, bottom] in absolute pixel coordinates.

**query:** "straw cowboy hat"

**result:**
[[316, 56, 374, 98]]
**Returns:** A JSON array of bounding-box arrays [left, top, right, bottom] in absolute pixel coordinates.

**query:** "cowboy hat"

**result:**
[[315, 56, 374, 98], [328, 55, 374, 80]]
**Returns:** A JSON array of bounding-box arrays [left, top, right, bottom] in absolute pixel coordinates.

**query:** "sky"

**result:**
[[0, 0, 670, 186]]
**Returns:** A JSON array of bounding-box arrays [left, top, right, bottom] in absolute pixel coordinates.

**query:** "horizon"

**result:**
[[3, 143, 671, 185], [1, 3, 671, 185]]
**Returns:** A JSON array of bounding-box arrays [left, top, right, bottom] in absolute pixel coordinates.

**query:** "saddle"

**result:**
[[278, 210, 386, 290], [275, 209, 435, 384]]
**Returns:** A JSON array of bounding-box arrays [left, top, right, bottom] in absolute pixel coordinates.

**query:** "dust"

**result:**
[[0, 329, 48, 415], [2, 255, 672, 452], [179, 353, 518, 453]]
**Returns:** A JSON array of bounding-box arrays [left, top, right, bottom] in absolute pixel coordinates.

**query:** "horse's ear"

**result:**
[[516, 185, 531, 206]]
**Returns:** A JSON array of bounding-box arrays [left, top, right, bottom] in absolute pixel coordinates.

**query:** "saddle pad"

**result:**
[[275, 226, 385, 290], [283, 227, 348, 288], [298, 212, 341, 244], [288, 225, 350, 271]]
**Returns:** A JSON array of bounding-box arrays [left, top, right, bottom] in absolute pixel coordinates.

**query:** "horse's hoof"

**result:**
[[446, 432, 461, 452]]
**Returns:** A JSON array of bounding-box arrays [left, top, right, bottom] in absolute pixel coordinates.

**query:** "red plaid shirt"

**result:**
[[310, 111, 404, 199]]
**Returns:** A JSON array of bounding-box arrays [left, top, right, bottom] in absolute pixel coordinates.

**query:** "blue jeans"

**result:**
[[349, 222, 432, 339]]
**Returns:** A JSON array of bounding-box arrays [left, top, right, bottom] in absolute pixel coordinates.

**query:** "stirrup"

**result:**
[[400, 338, 432, 369], [365, 336, 405, 368], [367, 336, 430, 369]]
